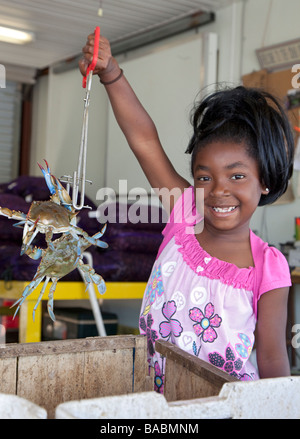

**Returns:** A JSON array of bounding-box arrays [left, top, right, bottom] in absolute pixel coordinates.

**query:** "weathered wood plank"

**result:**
[[156, 340, 237, 385], [0, 357, 17, 394], [82, 349, 135, 399], [17, 351, 84, 418], [132, 335, 148, 393], [0, 335, 142, 358], [144, 363, 155, 392], [164, 359, 222, 401], [17, 348, 138, 419], [156, 340, 237, 402]]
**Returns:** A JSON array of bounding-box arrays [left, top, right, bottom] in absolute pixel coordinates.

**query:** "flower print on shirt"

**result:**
[[189, 302, 222, 343], [139, 313, 158, 357], [208, 344, 243, 378], [239, 373, 255, 381], [159, 300, 183, 341], [235, 333, 252, 359], [153, 361, 164, 394], [142, 264, 164, 315]]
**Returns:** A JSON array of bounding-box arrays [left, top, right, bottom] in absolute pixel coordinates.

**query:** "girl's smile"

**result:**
[[211, 206, 237, 213], [210, 205, 238, 216]]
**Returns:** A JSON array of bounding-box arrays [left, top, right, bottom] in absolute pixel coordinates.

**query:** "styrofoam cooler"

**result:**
[[0, 393, 47, 419]]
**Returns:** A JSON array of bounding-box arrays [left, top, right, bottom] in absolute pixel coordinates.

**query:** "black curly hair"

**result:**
[[186, 86, 294, 206]]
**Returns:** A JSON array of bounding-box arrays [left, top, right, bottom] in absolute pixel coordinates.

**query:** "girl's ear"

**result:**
[[260, 180, 269, 195], [261, 187, 270, 195]]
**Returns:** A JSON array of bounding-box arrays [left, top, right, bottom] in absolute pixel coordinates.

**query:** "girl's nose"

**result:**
[[210, 179, 230, 197]]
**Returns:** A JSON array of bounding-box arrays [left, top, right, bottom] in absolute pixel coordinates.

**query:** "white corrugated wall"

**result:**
[[0, 81, 21, 183]]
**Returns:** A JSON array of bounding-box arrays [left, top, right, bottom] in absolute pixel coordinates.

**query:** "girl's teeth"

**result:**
[[213, 206, 236, 212]]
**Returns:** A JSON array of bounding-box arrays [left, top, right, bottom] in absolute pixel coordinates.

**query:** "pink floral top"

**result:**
[[139, 186, 291, 392]]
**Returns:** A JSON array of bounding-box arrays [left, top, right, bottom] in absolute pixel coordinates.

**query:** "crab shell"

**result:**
[[37, 233, 86, 279], [28, 200, 77, 232]]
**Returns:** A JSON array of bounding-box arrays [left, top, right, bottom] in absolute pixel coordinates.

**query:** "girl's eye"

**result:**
[[197, 176, 211, 182], [231, 174, 245, 180]]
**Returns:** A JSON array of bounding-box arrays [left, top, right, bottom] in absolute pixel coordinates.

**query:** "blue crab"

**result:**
[[0, 160, 108, 320], [0, 160, 104, 260], [12, 229, 107, 321]]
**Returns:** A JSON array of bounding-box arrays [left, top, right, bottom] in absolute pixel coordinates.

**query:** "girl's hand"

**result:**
[[79, 33, 120, 82]]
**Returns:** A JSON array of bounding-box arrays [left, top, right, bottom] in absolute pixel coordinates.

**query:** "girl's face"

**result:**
[[193, 140, 268, 235]]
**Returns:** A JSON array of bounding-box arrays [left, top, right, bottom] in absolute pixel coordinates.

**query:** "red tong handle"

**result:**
[[82, 26, 100, 88]]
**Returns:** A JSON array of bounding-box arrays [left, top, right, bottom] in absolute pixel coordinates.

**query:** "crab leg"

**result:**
[[11, 275, 44, 319], [79, 261, 106, 295], [54, 177, 73, 212], [69, 225, 108, 265], [93, 224, 107, 240], [47, 278, 58, 321], [94, 275, 106, 295], [21, 221, 40, 255], [13, 220, 26, 228], [0, 207, 27, 221], [45, 229, 55, 250], [32, 276, 51, 321], [71, 224, 108, 250]]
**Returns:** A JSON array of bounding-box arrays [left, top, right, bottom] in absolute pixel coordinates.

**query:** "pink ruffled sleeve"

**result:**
[[252, 234, 291, 316]]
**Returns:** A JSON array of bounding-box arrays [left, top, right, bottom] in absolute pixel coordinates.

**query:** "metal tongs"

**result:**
[[61, 26, 100, 210]]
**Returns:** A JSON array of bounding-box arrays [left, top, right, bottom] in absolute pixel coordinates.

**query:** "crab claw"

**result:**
[[20, 243, 28, 256], [38, 159, 56, 195], [54, 177, 73, 212]]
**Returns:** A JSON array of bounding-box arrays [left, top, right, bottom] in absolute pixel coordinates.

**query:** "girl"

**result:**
[[80, 33, 294, 391]]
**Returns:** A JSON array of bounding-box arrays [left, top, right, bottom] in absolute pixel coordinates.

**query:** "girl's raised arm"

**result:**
[[79, 34, 190, 212]]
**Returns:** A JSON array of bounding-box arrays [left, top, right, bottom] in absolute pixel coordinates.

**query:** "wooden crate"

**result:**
[[0, 336, 238, 418], [156, 339, 238, 401], [0, 335, 149, 418]]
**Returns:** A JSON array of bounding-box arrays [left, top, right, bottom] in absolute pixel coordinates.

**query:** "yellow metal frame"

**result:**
[[0, 280, 146, 343]]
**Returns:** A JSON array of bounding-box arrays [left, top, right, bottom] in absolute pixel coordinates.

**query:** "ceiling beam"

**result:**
[[52, 10, 215, 74]]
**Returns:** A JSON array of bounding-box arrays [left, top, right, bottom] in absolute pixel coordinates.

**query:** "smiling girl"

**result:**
[[80, 34, 294, 391]]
